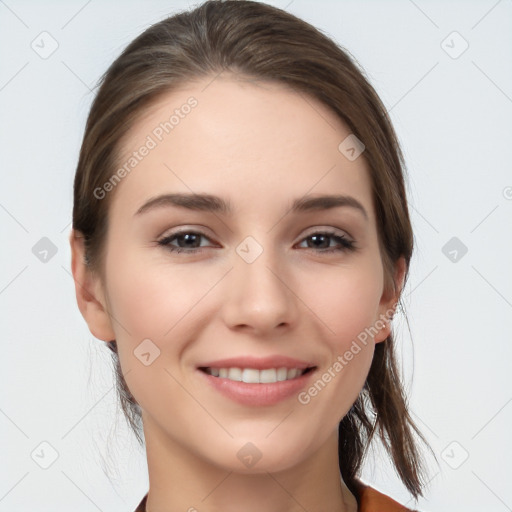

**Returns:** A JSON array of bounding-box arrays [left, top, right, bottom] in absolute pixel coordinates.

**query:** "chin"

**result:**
[[204, 436, 314, 475]]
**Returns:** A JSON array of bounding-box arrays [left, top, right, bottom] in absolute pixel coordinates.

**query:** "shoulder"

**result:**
[[354, 480, 419, 512]]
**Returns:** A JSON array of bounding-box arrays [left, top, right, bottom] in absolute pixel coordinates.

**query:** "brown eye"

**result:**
[[297, 231, 356, 253], [157, 230, 213, 254]]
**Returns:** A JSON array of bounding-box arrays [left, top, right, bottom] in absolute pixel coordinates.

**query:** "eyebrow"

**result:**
[[134, 193, 368, 221]]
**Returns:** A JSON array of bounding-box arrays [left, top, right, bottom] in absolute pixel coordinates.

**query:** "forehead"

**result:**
[[111, 75, 374, 221]]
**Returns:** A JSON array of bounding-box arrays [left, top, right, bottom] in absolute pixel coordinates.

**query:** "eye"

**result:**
[[157, 229, 357, 255], [157, 230, 215, 254], [296, 230, 356, 253]]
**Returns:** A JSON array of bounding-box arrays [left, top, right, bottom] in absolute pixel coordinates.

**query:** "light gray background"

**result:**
[[1, 0, 511, 510]]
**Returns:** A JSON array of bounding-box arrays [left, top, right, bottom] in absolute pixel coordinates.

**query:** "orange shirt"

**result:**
[[134, 483, 416, 511], [356, 481, 417, 511]]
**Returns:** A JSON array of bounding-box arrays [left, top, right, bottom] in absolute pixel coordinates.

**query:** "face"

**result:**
[[76, 75, 401, 474]]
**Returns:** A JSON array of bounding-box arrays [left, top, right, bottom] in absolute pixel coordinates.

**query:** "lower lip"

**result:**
[[197, 369, 315, 406]]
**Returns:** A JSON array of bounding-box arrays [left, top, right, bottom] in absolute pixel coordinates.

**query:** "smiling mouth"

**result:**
[[198, 366, 316, 384]]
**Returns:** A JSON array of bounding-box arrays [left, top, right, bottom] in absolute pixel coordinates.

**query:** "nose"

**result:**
[[220, 246, 299, 336]]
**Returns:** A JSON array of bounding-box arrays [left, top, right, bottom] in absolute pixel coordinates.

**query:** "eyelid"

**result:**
[[158, 225, 216, 240], [158, 225, 353, 244], [298, 225, 353, 242]]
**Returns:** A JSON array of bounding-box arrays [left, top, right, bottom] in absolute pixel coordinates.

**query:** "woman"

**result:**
[[70, 1, 430, 510]]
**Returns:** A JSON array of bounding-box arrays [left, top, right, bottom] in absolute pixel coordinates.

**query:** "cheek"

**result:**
[[104, 248, 218, 343], [103, 251, 207, 412], [303, 263, 383, 347], [298, 265, 382, 407]]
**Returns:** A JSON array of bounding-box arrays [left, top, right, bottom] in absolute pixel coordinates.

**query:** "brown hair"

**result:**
[[72, 0, 430, 500]]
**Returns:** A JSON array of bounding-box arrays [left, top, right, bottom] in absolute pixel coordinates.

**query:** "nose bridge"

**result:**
[[222, 234, 297, 332]]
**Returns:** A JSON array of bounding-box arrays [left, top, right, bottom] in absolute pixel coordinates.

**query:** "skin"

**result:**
[[71, 74, 405, 512]]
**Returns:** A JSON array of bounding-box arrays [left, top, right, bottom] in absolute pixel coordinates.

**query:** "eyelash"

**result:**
[[156, 229, 357, 255]]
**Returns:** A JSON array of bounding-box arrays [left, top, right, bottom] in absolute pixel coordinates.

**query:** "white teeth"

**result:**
[[276, 367, 288, 381], [227, 368, 242, 381], [259, 368, 277, 383], [242, 368, 260, 383], [204, 366, 308, 383], [287, 368, 300, 379]]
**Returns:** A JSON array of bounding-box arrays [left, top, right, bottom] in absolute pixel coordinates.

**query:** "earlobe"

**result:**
[[374, 256, 407, 344], [69, 230, 116, 342]]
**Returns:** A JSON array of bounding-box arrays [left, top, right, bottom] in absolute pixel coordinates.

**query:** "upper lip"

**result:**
[[197, 355, 316, 370]]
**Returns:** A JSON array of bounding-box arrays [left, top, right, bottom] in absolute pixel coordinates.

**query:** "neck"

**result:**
[[142, 418, 358, 512]]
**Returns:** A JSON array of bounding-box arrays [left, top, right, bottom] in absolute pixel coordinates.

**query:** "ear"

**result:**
[[69, 230, 116, 342], [374, 256, 407, 344]]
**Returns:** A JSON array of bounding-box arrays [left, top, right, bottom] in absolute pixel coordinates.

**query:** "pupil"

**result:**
[[180, 234, 199, 247], [310, 235, 328, 248]]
